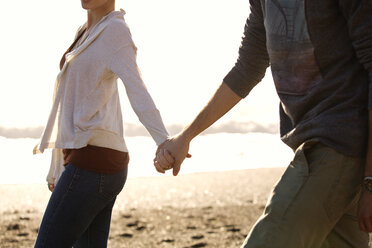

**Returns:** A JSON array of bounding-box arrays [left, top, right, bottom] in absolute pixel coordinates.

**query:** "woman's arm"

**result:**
[[109, 44, 169, 146]]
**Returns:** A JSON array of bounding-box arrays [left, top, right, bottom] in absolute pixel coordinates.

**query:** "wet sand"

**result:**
[[0, 168, 370, 247]]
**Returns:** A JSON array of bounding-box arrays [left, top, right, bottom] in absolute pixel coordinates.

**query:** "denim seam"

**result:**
[[99, 174, 113, 200], [99, 174, 104, 193], [68, 167, 80, 190]]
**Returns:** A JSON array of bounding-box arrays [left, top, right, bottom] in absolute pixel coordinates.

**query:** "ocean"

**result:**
[[0, 131, 293, 184]]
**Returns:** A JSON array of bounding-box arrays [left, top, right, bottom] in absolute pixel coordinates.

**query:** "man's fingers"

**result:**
[[358, 211, 371, 233], [358, 217, 367, 232], [365, 217, 372, 233], [173, 162, 181, 176], [164, 150, 175, 164]]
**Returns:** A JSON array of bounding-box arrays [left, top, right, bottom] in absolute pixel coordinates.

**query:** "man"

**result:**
[[154, 0, 372, 247]]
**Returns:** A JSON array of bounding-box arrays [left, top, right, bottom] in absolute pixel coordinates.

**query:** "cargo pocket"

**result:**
[[265, 145, 310, 219]]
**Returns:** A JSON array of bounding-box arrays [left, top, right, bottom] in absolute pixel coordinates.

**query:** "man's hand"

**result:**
[[154, 134, 192, 176], [153, 82, 241, 176], [358, 190, 372, 232], [359, 111, 372, 232]]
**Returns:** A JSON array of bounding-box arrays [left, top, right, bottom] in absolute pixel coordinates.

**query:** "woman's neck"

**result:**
[[86, 3, 115, 29]]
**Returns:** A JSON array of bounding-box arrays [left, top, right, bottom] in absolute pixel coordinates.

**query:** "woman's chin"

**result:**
[[81, 5, 91, 10], [81, 0, 91, 9]]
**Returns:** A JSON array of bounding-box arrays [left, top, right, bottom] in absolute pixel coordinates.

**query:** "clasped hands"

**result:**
[[153, 134, 192, 176]]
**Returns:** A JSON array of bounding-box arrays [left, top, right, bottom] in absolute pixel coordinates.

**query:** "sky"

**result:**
[[0, 1, 295, 183], [0, 0, 279, 130]]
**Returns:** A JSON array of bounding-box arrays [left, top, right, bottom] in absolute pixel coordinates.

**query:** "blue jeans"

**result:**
[[34, 163, 128, 248]]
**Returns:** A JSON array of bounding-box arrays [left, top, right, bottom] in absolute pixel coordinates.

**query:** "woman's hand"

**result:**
[[153, 143, 175, 173], [48, 183, 55, 192]]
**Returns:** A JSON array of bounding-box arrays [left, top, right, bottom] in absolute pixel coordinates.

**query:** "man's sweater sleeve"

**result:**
[[339, 0, 372, 109], [223, 0, 269, 98]]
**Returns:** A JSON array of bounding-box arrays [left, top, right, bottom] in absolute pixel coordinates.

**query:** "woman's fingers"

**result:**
[[155, 149, 175, 170], [154, 160, 165, 174], [157, 149, 171, 169], [48, 183, 55, 192], [154, 149, 175, 173]]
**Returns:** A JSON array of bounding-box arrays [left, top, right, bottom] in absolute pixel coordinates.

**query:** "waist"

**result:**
[[63, 145, 129, 174]]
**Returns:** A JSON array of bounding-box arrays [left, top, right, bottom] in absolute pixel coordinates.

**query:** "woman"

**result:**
[[33, 0, 173, 247]]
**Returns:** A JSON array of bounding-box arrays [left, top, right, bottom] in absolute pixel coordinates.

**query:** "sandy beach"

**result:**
[[1, 168, 370, 247]]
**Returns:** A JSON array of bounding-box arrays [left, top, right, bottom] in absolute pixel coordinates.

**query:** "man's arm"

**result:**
[[154, 82, 242, 176], [358, 111, 372, 232], [154, 0, 270, 175], [338, 0, 372, 233]]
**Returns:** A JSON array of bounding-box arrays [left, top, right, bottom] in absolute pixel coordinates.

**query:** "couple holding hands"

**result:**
[[34, 0, 372, 247]]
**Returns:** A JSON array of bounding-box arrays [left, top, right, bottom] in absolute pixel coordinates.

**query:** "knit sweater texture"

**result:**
[[34, 9, 169, 183], [35, 9, 168, 154], [224, 0, 372, 157]]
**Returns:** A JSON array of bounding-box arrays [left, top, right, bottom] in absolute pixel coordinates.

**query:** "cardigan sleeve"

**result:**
[[108, 44, 169, 145]]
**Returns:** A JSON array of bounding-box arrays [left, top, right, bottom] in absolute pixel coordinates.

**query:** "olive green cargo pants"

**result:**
[[242, 143, 370, 248]]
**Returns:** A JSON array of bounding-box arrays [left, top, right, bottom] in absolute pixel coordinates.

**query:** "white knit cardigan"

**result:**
[[34, 9, 169, 184]]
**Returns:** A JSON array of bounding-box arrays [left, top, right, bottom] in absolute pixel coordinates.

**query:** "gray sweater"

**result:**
[[224, 0, 372, 157]]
